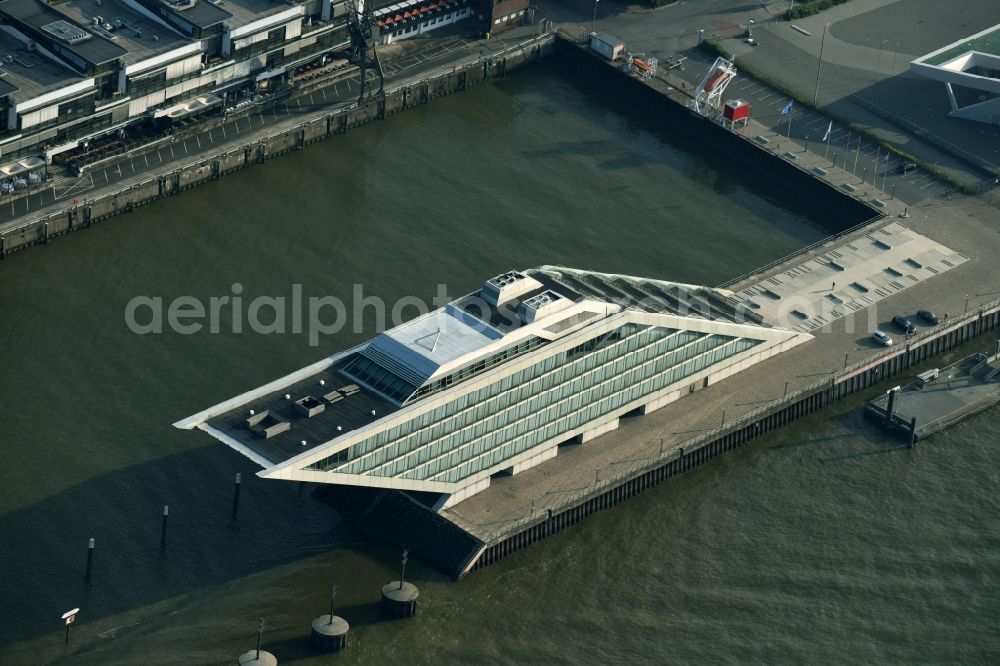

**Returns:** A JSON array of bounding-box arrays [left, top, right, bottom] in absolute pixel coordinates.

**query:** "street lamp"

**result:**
[[592, 0, 599, 35], [813, 22, 830, 105], [698, 28, 704, 45], [876, 39, 888, 73]]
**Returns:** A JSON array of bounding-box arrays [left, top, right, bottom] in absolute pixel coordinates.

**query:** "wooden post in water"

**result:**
[[232, 472, 242, 519], [85, 538, 94, 579], [160, 505, 169, 548], [908, 417, 917, 448]]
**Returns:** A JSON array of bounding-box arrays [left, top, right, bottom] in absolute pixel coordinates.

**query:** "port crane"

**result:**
[[346, 0, 385, 102]]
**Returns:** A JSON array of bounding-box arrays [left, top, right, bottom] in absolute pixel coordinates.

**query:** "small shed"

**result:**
[[590, 32, 625, 61]]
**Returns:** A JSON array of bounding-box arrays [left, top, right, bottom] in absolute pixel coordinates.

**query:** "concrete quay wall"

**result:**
[[552, 38, 879, 224], [468, 299, 1000, 575], [0, 34, 555, 259]]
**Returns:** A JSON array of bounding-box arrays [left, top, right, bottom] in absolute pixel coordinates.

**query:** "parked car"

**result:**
[[917, 309, 940, 325], [872, 330, 893, 347], [897, 162, 918, 174], [892, 315, 916, 333]]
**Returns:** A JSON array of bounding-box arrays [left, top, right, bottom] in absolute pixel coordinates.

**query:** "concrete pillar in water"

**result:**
[[238, 618, 277, 665], [908, 416, 918, 448], [381, 548, 418, 618], [311, 585, 348, 652]]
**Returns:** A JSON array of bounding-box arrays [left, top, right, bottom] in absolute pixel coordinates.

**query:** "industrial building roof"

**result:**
[[0, 31, 84, 102], [0, 0, 128, 67], [51, 0, 189, 65], [150, 0, 231, 29]]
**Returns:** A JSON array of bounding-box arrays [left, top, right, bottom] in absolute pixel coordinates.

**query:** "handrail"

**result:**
[[482, 296, 1000, 543], [716, 213, 884, 289]]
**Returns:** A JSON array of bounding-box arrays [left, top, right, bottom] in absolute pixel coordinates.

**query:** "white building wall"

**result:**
[[380, 7, 472, 45]]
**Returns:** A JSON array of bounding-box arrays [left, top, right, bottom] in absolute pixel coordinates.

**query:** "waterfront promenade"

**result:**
[[443, 49, 1000, 544], [0, 26, 547, 234], [542, 0, 998, 191]]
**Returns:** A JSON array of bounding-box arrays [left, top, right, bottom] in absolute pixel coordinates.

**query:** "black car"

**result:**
[[892, 315, 915, 333], [917, 309, 940, 325], [897, 162, 918, 174]]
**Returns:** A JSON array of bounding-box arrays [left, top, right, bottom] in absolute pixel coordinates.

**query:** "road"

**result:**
[[542, 0, 998, 192], [0, 34, 501, 231]]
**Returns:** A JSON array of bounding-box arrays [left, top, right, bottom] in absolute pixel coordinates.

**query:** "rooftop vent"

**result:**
[[481, 270, 543, 306], [41, 21, 92, 44], [293, 395, 325, 418], [245, 410, 290, 439], [517, 290, 571, 323]]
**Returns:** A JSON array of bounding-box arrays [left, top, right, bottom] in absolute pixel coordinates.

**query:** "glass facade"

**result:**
[[307, 323, 762, 483], [343, 336, 548, 404]]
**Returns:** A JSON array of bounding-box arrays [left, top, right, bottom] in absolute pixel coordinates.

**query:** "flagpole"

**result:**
[[824, 122, 832, 160], [786, 108, 793, 138], [853, 136, 861, 176], [873, 146, 880, 190]]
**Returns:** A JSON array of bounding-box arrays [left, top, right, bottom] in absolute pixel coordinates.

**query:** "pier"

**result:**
[[335, 36, 1000, 578], [865, 352, 1000, 443]]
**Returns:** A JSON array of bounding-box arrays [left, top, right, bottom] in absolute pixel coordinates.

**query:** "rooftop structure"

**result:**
[[0, 31, 81, 102], [0, 0, 128, 70], [177, 267, 812, 506], [911, 24, 1000, 125], [48, 0, 188, 66]]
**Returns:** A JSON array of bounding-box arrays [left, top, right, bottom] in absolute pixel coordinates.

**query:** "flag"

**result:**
[[822, 120, 832, 142], [780, 100, 793, 116]]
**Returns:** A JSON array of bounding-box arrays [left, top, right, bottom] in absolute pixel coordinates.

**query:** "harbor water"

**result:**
[[0, 60, 997, 664]]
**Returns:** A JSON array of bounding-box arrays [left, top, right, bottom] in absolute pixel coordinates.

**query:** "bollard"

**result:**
[[85, 538, 95, 579], [232, 472, 242, 519], [884, 388, 898, 427], [161, 505, 169, 548]]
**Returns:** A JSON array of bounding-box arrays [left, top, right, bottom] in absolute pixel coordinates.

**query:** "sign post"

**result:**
[[62, 608, 79, 644]]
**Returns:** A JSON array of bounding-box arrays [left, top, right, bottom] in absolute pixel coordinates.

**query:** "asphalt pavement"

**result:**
[[680, 47, 950, 206]]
